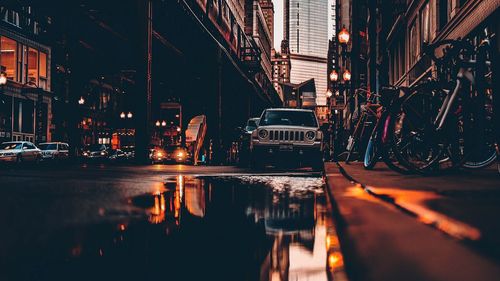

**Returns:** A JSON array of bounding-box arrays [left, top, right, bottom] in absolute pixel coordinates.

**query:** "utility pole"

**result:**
[[134, 0, 153, 163]]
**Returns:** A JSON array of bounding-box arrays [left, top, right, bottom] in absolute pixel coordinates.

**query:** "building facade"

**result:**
[[259, 0, 274, 48], [245, 0, 274, 82], [387, 0, 499, 88], [285, 0, 329, 106], [0, 5, 52, 144], [271, 39, 291, 102]]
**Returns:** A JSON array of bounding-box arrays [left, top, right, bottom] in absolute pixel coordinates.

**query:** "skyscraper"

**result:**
[[259, 0, 275, 47], [284, 0, 329, 105]]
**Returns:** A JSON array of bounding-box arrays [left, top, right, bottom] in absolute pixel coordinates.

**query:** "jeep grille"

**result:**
[[268, 130, 305, 142]]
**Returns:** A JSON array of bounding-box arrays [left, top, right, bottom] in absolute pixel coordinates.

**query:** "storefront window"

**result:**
[[0, 36, 17, 81], [28, 47, 39, 85]]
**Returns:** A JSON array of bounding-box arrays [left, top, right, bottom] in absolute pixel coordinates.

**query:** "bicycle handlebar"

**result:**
[[422, 38, 473, 64]]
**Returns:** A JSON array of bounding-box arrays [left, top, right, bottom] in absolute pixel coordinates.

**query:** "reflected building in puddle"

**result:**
[[4, 175, 344, 281]]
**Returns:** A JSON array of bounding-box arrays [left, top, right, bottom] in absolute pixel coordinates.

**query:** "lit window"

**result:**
[[28, 48, 39, 85], [0, 36, 17, 81], [39, 52, 48, 90]]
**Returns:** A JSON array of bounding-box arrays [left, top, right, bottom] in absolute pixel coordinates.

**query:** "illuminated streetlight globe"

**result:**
[[329, 70, 338, 82], [343, 70, 351, 81], [127, 112, 133, 119], [161, 121, 167, 127], [155, 120, 161, 127], [326, 90, 333, 98], [176, 127, 181, 132], [120, 112, 126, 119], [0, 73, 7, 85], [338, 27, 350, 44], [78, 97, 85, 105]]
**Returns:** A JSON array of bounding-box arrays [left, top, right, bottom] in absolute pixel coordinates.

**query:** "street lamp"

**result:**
[[343, 70, 351, 82], [161, 120, 167, 127], [127, 112, 133, 119], [78, 96, 85, 105], [329, 70, 338, 82], [120, 112, 126, 119], [338, 27, 350, 45], [155, 120, 161, 127]]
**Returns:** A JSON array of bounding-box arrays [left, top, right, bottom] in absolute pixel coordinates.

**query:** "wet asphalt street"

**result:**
[[0, 164, 345, 281]]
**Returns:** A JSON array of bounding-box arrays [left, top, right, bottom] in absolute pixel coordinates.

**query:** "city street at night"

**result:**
[[1, 0, 500, 280]]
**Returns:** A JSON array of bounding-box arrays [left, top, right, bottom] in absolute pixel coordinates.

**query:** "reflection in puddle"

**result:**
[[2, 175, 346, 281]]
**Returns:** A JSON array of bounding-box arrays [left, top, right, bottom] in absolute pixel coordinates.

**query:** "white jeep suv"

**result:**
[[250, 108, 323, 170]]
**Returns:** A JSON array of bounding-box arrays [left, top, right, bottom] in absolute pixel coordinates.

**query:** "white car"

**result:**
[[0, 141, 42, 163], [38, 142, 70, 161], [250, 108, 323, 170]]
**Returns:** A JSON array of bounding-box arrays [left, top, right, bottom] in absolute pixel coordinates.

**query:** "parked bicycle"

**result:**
[[384, 34, 497, 174]]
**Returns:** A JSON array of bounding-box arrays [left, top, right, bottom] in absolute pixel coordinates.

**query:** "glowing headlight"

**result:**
[[157, 152, 163, 157], [83, 152, 88, 156], [258, 129, 268, 139], [100, 151, 106, 156], [305, 131, 315, 140]]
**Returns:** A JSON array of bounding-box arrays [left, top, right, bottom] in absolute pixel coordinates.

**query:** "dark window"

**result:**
[[39, 143, 57, 150]]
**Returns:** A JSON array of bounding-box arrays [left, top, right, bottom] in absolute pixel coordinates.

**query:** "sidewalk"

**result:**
[[324, 161, 500, 281]]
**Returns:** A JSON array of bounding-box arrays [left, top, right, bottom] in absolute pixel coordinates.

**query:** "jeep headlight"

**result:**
[[305, 131, 316, 140], [258, 129, 268, 139]]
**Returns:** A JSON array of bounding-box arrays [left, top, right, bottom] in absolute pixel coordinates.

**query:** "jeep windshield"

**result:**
[[259, 110, 318, 127]]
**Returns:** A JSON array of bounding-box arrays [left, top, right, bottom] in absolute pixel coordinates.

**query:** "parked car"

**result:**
[[107, 149, 128, 163], [236, 117, 260, 166], [0, 141, 42, 164], [121, 146, 135, 160], [81, 144, 111, 162], [250, 108, 323, 170], [150, 144, 190, 164], [38, 142, 70, 161]]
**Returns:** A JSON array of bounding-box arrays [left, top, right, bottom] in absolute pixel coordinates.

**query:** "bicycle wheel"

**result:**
[[363, 123, 379, 169], [462, 41, 497, 169], [387, 83, 448, 174], [378, 111, 413, 174]]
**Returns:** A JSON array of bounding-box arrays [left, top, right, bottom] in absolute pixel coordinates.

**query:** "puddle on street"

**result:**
[[1, 175, 346, 281]]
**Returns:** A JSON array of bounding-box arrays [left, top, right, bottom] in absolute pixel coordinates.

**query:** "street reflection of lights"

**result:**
[[328, 252, 344, 271], [326, 234, 340, 249], [149, 193, 166, 224]]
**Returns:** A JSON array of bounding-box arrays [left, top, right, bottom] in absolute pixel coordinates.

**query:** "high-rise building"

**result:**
[[284, 0, 329, 106], [259, 0, 274, 47], [271, 39, 292, 101]]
